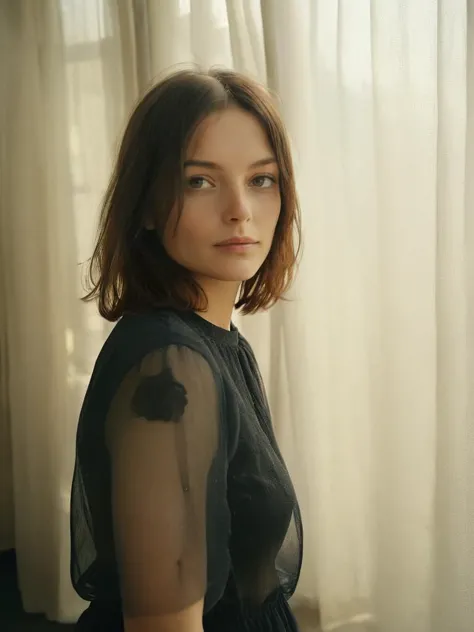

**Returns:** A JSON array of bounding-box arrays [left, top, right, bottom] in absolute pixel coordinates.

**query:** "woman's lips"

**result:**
[[215, 242, 258, 253]]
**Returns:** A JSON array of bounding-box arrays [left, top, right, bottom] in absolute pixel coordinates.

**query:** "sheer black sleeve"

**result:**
[[104, 344, 222, 619]]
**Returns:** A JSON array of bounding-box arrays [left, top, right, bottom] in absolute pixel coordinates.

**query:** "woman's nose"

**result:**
[[224, 188, 252, 223]]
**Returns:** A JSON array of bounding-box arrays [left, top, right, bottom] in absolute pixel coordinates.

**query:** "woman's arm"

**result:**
[[124, 602, 204, 632], [106, 345, 220, 631]]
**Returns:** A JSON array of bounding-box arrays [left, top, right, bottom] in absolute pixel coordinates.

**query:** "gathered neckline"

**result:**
[[178, 310, 240, 347]]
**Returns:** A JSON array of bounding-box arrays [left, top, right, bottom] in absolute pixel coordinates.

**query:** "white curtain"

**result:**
[[0, 1, 473, 631]]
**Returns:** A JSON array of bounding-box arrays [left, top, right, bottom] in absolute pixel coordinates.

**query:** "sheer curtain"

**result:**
[[0, 1, 473, 631]]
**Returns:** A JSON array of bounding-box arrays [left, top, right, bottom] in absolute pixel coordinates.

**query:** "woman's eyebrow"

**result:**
[[183, 157, 277, 170]]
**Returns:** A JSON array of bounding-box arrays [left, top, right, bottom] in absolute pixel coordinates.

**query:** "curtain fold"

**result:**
[[0, 1, 15, 556], [0, 0, 83, 619], [0, 1, 473, 630]]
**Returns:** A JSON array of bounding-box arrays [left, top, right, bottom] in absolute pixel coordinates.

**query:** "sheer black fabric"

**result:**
[[71, 310, 303, 631]]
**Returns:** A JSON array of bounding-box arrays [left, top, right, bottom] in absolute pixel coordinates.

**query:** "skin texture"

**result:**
[[124, 604, 204, 632], [123, 109, 281, 632], [162, 106, 281, 329]]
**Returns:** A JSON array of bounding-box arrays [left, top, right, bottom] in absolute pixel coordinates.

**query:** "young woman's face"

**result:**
[[162, 107, 281, 285]]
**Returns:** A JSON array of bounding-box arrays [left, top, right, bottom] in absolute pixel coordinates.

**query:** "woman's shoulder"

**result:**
[[110, 309, 206, 349], [79, 310, 225, 422], [102, 309, 210, 362], [88, 310, 215, 387]]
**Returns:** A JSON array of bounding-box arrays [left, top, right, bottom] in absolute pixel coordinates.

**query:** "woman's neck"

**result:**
[[194, 277, 240, 330]]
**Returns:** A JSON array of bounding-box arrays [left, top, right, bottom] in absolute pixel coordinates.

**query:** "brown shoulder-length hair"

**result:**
[[84, 67, 301, 321]]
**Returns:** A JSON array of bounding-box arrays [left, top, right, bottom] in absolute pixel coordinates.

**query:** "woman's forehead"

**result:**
[[185, 108, 274, 167]]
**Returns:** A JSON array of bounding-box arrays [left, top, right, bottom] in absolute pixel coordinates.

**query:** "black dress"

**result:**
[[70, 309, 303, 631]]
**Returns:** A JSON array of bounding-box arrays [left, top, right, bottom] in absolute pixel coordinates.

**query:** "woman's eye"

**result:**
[[187, 176, 213, 190], [251, 175, 277, 188]]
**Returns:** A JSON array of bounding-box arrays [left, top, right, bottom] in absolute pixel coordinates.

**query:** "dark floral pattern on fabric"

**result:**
[[131, 367, 188, 422]]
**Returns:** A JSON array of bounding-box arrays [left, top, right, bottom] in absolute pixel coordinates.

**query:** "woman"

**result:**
[[71, 68, 303, 632]]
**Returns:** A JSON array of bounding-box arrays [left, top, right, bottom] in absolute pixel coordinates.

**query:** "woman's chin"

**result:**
[[190, 259, 261, 284], [209, 268, 261, 284]]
